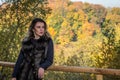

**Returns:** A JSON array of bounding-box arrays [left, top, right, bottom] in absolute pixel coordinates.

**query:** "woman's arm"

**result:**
[[39, 39, 54, 70], [12, 49, 24, 78]]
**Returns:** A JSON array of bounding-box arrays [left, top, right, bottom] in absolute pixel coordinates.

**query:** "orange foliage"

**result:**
[[48, 27, 57, 39], [82, 22, 95, 36]]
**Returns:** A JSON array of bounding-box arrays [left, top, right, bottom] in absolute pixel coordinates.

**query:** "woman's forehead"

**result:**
[[35, 22, 44, 26]]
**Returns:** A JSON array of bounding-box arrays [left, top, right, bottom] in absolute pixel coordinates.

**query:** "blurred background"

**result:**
[[0, 0, 120, 80]]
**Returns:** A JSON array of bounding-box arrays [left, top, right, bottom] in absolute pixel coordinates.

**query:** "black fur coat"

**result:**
[[16, 36, 50, 80]]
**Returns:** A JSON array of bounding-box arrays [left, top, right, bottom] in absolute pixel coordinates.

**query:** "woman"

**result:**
[[12, 18, 54, 80]]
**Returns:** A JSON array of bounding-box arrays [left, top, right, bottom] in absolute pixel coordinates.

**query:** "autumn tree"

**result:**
[[0, 0, 51, 79]]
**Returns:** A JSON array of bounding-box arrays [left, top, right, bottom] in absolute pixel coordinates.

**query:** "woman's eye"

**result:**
[[36, 26, 40, 28], [42, 26, 45, 28]]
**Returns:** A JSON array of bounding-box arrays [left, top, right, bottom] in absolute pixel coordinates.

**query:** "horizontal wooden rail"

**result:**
[[0, 61, 120, 76], [48, 66, 120, 76]]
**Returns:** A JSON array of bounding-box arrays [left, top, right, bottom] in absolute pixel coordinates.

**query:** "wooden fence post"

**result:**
[[96, 75, 103, 80]]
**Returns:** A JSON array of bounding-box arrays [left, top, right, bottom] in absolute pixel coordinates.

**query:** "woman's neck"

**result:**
[[34, 34, 40, 39]]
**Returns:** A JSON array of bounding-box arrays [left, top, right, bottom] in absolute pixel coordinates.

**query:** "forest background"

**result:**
[[0, 0, 120, 80]]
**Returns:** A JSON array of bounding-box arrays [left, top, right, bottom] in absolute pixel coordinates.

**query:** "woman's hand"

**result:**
[[11, 78, 16, 80], [38, 67, 44, 79]]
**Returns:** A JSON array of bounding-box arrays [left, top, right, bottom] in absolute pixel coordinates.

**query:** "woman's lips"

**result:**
[[40, 32, 43, 34]]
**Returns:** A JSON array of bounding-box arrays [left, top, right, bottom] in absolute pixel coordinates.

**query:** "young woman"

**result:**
[[12, 18, 54, 80]]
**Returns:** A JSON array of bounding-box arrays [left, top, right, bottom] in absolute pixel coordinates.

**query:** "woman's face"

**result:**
[[33, 22, 45, 37]]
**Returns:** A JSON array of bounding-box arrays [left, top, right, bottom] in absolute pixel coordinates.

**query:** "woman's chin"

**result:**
[[39, 34, 44, 37]]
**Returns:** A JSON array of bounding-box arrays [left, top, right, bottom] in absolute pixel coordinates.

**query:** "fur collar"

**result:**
[[21, 36, 50, 54]]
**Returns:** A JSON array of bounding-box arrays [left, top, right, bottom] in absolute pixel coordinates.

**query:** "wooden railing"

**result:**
[[0, 61, 120, 80]]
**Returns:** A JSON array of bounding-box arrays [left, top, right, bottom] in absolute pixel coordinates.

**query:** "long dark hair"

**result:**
[[25, 18, 51, 39]]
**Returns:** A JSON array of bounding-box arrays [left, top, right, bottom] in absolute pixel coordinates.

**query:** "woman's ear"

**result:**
[[32, 29, 35, 36], [32, 29, 35, 32]]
